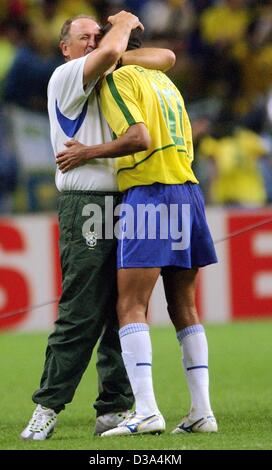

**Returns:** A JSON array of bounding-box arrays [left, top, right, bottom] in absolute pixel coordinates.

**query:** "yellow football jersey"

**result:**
[[100, 65, 198, 192]]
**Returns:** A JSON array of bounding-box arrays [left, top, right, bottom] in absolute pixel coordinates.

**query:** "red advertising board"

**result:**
[[228, 213, 272, 318], [0, 209, 272, 330]]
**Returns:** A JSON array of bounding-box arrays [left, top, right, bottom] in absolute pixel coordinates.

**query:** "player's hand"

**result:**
[[108, 10, 144, 32], [56, 140, 89, 173]]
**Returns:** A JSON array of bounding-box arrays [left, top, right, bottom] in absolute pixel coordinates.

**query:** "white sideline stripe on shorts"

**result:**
[[120, 221, 125, 268]]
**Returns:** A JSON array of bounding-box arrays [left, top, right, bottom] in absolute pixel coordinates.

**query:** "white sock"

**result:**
[[119, 323, 159, 417], [177, 324, 213, 419]]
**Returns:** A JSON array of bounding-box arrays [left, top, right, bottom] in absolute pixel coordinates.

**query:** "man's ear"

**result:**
[[60, 40, 69, 60]]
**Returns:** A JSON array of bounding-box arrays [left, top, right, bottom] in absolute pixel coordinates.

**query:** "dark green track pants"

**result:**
[[32, 191, 133, 416]]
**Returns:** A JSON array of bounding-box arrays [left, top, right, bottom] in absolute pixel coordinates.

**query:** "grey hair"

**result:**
[[60, 14, 98, 42]]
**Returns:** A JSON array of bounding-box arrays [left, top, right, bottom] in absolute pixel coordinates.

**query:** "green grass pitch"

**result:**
[[1, 322, 272, 450]]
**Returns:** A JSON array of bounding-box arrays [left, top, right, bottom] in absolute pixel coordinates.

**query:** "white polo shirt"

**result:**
[[47, 54, 118, 192]]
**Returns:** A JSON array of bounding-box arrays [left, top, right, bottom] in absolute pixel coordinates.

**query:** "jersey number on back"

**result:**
[[152, 83, 184, 148]]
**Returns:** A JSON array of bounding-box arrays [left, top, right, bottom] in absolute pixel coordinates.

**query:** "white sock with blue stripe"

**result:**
[[177, 324, 212, 419], [119, 323, 159, 417]]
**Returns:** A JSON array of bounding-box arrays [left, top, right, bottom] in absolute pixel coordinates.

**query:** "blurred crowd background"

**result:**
[[0, 0, 272, 213]]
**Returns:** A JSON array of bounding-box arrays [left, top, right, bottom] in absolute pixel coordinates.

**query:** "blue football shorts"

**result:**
[[116, 182, 218, 270]]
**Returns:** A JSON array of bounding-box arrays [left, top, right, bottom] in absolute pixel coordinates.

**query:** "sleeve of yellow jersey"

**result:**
[[100, 68, 145, 137]]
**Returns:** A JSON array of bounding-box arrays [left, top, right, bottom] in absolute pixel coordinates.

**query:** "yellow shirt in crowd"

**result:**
[[199, 128, 267, 205]]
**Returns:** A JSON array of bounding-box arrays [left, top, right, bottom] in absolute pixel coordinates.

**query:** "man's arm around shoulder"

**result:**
[[56, 123, 151, 173], [121, 48, 176, 72], [83, 11, 144, 86]]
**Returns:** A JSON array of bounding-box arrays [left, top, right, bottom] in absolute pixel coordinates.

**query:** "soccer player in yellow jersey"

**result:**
[[56, 31, 218, 436]]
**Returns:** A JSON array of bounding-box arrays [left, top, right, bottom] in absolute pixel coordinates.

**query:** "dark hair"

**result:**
[[101, 23, 142, 51], [60, 14, 97, 42]]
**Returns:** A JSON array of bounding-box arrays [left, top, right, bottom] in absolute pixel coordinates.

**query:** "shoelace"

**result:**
[[29, 410, 54, 432]]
